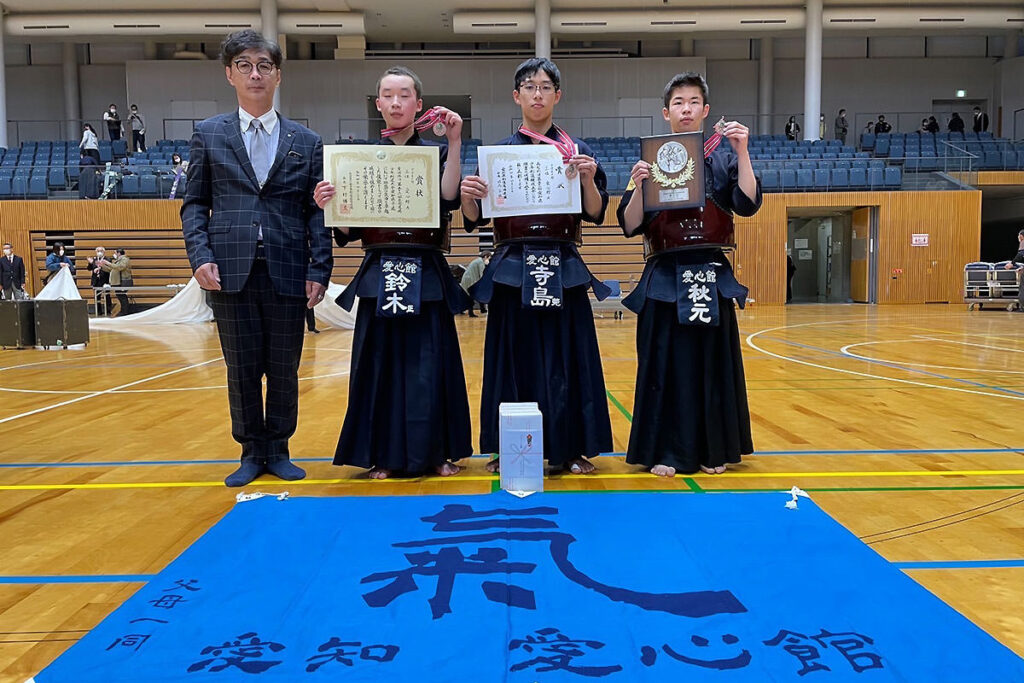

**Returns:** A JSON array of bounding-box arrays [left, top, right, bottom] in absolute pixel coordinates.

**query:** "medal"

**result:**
[[381, 107, 451, 139], [704, 117, 727, 158], [432, 120, 447, 136], [714, 116, 727, 135], [564, 163, 578, 180]]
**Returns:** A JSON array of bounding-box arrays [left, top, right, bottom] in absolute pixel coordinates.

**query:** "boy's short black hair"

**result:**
[[219, 29, 283, 68], [514, 58, 560, 91], [662, 72, 710, 108], [376, 66, 423, 99]]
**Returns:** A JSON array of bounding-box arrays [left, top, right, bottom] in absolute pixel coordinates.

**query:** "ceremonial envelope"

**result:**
[[477, 144, 581, 219], [640, 131, 706, 210], [322, 144, 440, 228]]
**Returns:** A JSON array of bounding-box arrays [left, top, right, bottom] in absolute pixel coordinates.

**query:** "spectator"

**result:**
[[919, 118, 930, 134], [927, 116, 940, 134], [169, 153, 189, 199], [1, 242, 27, 300], [87, 245, 112, 314], [864, 121, 875, 135], [948, 112, 965, 133], [171, 153, 186, 173], [103, 104, 123, 141], [128, 104, 146, 152], [972, 106, 989, 133], [834, 108, 848, 145], [80, 124, 100, 164], [101, 248, 133, 316], [874, 115, 891, 134], [460, 251, 491, 317], [785, 116, 800, 141], [818, 113, 826, 140], [44, 241, 75, 284]]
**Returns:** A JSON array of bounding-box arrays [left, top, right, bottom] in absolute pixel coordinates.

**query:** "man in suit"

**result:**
[[973, 107, 989, 133], [0, 243, 26, 300], [181, 30, 332, 487]]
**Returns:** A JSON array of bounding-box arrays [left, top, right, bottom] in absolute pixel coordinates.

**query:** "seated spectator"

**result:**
[[948, 113, 965, 133], [927, 116, 940, 133], [918, 118, 930, 134]]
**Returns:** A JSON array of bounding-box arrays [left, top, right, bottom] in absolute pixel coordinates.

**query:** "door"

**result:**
[[850, 207, 872, 303]]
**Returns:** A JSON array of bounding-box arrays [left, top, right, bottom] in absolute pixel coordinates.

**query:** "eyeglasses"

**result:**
[[233, 60, 276, 76], [519, 83, 557, 95]]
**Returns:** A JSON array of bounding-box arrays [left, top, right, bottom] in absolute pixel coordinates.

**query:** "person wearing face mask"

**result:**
[[128, 104, 146, 152], [44, 242, 76, 284], [100, 248, 133, 316], [0, 243, 27, 300], [103, 104, 123, 141], [87, 246, 112, 314], [618, 72, 762, 478], [313, 65, 471, 480]]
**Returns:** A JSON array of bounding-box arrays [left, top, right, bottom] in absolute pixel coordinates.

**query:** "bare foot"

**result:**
[[436, 461, 463, 477], [485, 458, 500, 474], [699, 465, 727, 475], [566, 457, 596, 475], [368, 467, 391, 480], [650, 464, 676, 477], [714, 465, 726, 474]]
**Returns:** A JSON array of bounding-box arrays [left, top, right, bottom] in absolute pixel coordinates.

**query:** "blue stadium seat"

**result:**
[[860, 134, 875, 150], [780, 169, 797, 190], [47, 167, 65, 189], [1001, 152, 1016, 170], [99, 146, 113, 163], [982, 152, 1001, 169], [0, 177, 11, 197], [830, 168, 849, 188], [868, 159, 885, 169], [849, 168, 867, 189], [760, 169, 780, 191], [796, 168, 813, 190], [884, 166, 902, 188], [868, 168, 884, 189], [817, 160, 834, 169], [813, 168, 829, 189], [140, 174, 159, 196], [27, 175, 47, 197], [835, 160, 852, 169], [67, 163, 81, 181], [11, 176, 27, 197], [120, 174, 140, 196], [111, 139, 128, 157]]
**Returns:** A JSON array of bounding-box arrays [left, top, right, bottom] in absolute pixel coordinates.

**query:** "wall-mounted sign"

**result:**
[[912, 233, 929, 247]]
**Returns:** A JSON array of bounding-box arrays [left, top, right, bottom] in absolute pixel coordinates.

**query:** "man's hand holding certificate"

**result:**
[[476, 144, 582, 218], [322, 144, 440, 228]]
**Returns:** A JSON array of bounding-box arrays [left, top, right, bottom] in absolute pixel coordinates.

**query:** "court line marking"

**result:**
[[0, 575, 155, 584], [893, 559, 1024, 570], [840, 340, 1024, 375], [3, 470, 1024, 491], [746, 320, 1024, 403], [1, 448, 1022, 469], [914, 335, 1024, 355], [0, 357, 225, 426]]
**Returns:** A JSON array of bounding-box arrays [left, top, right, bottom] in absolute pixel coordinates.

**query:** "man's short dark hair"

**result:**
[[878, 115, 885, 120], [376, 66, 423, 99], [118, 248, 127, 255], [839, 108, 846, 115], [514, 58, 560, 91], [219, 30, 283, 68], [974, 106, 981, 111], [662, 72, 710, 108]]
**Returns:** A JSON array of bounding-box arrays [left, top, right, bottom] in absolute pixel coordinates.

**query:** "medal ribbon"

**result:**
[[517, 125, 576, 162], [381, 107, 446, 138], [704, 130, 723, 158]]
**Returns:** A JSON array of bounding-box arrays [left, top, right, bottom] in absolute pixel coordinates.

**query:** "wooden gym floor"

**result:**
[[1, 303, 1023, 680]]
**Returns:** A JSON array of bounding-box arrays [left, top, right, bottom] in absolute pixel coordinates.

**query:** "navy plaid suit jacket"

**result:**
[[181, 112, 332, 297]]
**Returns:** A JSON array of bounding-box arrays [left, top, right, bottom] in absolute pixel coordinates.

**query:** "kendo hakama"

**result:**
[[333, 135, 472, 475], [617, 144, 763, 474], [467, 130, 614, 468]]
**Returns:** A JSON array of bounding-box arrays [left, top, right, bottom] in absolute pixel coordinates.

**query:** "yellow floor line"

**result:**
[[2, 469, 1024, 491]]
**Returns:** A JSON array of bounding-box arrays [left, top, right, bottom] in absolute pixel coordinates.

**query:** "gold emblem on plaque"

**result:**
[[650, 140, 694, 188]]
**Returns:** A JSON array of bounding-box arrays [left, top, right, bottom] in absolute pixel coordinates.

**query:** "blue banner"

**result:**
[[376, 255, 422, 318], [34, 493, 1024, 681]]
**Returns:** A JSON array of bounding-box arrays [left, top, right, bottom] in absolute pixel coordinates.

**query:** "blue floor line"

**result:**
[[893, 559, 1024, 570], [0, 448, 1021, 469], [0, 575, 156, 584]]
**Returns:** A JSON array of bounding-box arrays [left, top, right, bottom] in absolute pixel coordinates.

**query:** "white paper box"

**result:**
[[499, 402, 544, 494]]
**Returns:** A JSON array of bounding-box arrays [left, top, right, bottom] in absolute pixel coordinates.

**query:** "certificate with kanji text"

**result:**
[[323, 144, 440, 228], [477, 144, 581, 219]]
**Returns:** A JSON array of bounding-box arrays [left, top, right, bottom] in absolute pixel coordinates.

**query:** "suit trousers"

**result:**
[[209, 259, 307, 462]]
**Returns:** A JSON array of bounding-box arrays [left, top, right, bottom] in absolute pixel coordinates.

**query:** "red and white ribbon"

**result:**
[[517, 125, 577, 162], [381, 107, 446, 138], [704, 130, 723, 158]]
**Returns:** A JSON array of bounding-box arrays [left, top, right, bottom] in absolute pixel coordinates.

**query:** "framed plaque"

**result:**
[[322, 144, 440, 228], [640, 131, 706, 211]]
